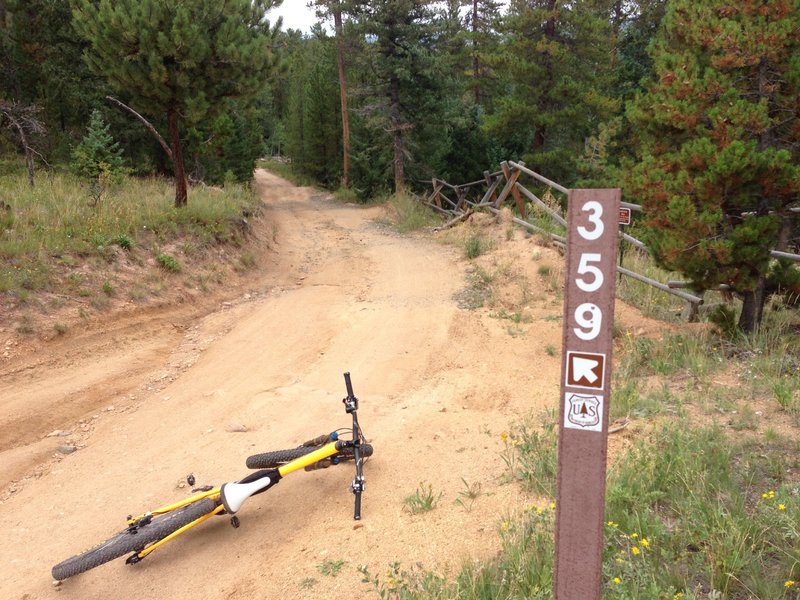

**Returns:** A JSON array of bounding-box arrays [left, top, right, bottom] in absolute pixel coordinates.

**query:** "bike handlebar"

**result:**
[[343, 372, 365, 520]]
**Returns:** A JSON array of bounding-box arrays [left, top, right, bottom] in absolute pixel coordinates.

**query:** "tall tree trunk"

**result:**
[[737, 55, 776, 333], [389, 74, 405, 194], [168, 108, 188, 208], [333, 4, 351, 189], [533, 0, 557, 163], [472, 0, 481, 104], [738, 275, 767, 333]]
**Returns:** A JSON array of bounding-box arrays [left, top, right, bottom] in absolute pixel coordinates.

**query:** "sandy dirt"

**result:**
[[0, 170, 651, 599]]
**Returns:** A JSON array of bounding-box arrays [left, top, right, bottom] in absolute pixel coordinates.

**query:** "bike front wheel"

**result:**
[[52, 497, 218, 581], [246, 443, 373, 469]]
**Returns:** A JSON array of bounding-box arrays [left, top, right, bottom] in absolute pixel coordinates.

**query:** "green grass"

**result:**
[[379, 421, 800, 599], [384, 193, 443, 233], [156, 253, 182, 273], [375, 316, 800, 599], [403, 482, 443, 515], [615, 242, 689, 322], [0, 167, 259, 298], [465, 234, 487, 259], [316, 558, 346, 577], [455, 478, 483, 512]]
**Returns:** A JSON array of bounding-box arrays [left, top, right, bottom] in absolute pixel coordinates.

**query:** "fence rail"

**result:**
[[422, 162, 799, 318]]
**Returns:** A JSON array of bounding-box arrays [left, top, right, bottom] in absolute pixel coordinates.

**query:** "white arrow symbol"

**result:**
[[573, 357, 599, 383]]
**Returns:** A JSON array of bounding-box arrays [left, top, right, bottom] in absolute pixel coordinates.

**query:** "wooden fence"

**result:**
[[422, 161, 800, 318]]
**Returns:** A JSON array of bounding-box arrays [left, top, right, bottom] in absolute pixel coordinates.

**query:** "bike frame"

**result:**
[[126, 372, 365, 563]]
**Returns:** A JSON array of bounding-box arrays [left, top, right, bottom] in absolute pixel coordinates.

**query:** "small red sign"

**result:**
[[619, 207, 631, 225]]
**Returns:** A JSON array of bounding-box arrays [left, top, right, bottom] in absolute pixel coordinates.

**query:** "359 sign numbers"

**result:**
[[573, 201, 607, 341]]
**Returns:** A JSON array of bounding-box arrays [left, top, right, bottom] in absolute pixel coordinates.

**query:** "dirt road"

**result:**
[[1, 170, 566, 599]]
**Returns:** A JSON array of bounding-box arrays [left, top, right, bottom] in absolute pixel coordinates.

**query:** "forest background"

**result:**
[[1, 0, 798, 333]]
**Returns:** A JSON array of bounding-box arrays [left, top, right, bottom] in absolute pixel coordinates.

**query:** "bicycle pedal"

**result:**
[[230, 516, 240, 529]]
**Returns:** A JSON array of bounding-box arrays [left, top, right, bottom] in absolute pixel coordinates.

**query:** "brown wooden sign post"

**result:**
[[554, 189, 621, 599]]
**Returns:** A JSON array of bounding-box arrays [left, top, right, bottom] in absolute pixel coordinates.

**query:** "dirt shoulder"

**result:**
[[0, 170, 653, 599]]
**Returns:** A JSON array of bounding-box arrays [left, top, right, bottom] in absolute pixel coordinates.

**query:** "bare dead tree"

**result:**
[[0, 101, 47, 186], [105, 96, 173, 161]]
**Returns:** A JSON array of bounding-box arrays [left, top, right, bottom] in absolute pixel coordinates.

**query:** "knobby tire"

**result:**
[[51, 497, 218, 581], [246, 443, 373, 469]]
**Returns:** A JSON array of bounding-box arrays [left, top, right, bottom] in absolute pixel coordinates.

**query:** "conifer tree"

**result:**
[[71, 0, 282, 207], [72, 109, 126, 180], [485, 0, 617, 184], [627, 0, 800, 332], [356, 0, 444, 194], [463, 0, 504, 107]]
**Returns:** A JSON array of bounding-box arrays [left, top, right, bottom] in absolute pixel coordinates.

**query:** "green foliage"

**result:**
[[156, 253, 181, 273], [0, 0, 96, 155], [454, 478, 483, 512], [71, 0, 282, 204], [403, 481, 443, 514], [380, 421, 800, 600], [626, 0, 800, 332], [464, 235, 485, 259], [384, 193, 442, 233], [72, 110, 127, 181], [0, 167, 258, 296], [186, 102, 266, 185], [283, 35, 342, 187], [500, 417, 558, 497], [316, 558, 346, 577], [483, 0, 618, 186]]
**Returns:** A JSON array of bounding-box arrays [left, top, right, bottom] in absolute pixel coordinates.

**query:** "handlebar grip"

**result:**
[[344, 372, 354, 398], [354, 491, 362, 521]]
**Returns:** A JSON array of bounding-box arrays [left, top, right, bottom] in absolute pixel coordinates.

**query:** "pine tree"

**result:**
[[626, 0, 800, 332], [463, 0, 504, 107], [355, 0, 445, 194], [71, 0, 282, 207], [72, 109, 126, 180], [312, 0, 363, 189], [482, 0, 617, 185], [284, 36, 342, 187]]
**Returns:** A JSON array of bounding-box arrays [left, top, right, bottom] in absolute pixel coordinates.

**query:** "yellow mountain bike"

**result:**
[[52, 373, 372, 581]]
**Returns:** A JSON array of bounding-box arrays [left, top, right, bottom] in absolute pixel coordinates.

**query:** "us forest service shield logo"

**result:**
[[564, 393, 603, 432]]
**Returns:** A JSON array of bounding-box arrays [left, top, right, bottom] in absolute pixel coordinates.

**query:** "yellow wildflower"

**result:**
[[631, 546, 641, 555], [500, 431, 509, 442], [630, 532, 638, 538], [785, 580, 796, 588], [549, 501, 556, 510], [778, 503, 786, 511], [674, 593, 685, 599], [641, 538, 650, 548], [613, 577, 622, 585]]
